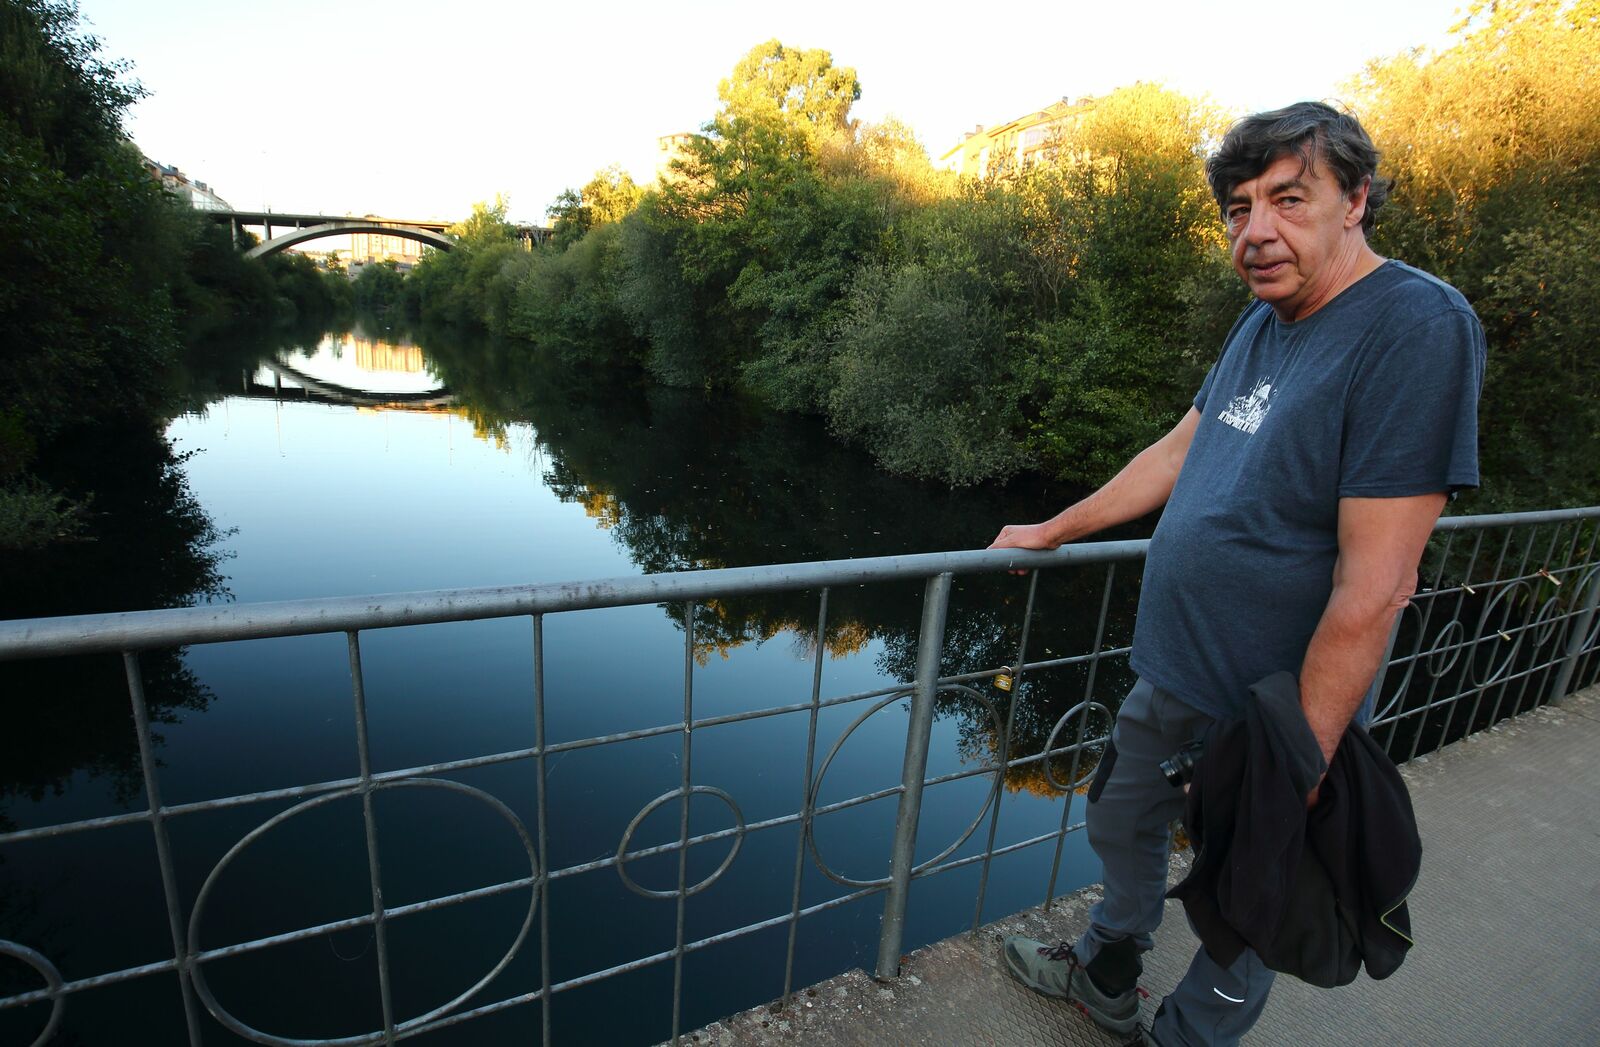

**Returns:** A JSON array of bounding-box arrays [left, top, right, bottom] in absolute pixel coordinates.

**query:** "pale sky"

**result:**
[[78, 0, 1466, 224]]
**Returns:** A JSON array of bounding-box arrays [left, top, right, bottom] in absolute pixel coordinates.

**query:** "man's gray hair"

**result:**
[[1206, 101, 1391, 235]]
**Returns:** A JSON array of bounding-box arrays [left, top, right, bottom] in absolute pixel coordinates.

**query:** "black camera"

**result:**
[[1160, 740, 1204, 787]]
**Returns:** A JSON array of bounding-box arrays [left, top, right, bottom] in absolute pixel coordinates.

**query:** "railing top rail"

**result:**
[[1431, 505, 1600, 531], [1, 505, 1594, 663], [0, 543, 1155, 661]]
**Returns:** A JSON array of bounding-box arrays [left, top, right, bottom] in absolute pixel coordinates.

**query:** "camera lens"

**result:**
[[1160, 741, 1202, 787]]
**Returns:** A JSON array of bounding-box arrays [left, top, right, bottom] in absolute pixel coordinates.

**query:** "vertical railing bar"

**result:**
[[1545, 519, 1592, 697], [123, 652, 206, 1046], [1484, 523, 1545, 725], [971, 570, 1040, 932], [1508, 522, 1569, 716], [1579, 523, 1600, 691], [1410, 527, 1486, 762], [1576, 521, 1600, 692], [1575, 608, 1600, 693], [1568, 521, 1600, 693], [781, 588, 830, 1008], [532, 614, 553, 1047], [1462, 524, 1533, 739], [669, 601, 697, 1045], [347, 631, 397, 1044], [1551, 541, 1600, 704], [1380, 528, 1457, 752], [874, 573, 953, 980], [1043, 562, 1116, 910], [1371, 610, 1404, 721]]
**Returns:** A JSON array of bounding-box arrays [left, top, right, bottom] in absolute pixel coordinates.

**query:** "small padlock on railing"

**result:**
[[993, 665, 1014, 692]]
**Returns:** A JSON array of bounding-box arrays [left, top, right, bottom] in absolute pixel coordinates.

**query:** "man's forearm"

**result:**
[[990, 408, 1198, 553], [1044, 445, 1181, 543], [1300, 493, 1444, 768], [1298, 583, 1405, 763]]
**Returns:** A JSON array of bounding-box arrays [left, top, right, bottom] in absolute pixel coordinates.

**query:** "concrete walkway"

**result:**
[[685, 686, 1600, 1046]]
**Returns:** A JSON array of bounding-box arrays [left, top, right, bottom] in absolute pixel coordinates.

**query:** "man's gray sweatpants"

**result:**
[[1073, 679, 1273, 1046]]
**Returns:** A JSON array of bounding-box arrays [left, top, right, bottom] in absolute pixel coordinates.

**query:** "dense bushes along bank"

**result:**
[[399, 3, 1599, 512], [0, 0, 349, 550]]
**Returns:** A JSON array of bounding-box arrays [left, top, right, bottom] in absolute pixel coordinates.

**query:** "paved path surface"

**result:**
[[683, 686, 1600, 1046]]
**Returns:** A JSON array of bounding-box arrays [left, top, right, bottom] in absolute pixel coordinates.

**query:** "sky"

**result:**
[[77, 0, 1468, 224]]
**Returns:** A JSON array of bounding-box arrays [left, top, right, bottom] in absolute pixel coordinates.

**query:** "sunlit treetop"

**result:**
[[1347, 0, 1600, 204], [448, 193, 513, 245], [716, 38, 861, 138]]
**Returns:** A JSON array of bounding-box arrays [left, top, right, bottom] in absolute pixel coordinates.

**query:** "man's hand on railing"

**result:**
[[989, 523, 1064, 575], [988, 523, 1062, 552]]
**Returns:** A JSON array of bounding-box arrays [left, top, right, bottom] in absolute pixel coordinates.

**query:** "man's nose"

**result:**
[[1241, 204, 1277, 245]]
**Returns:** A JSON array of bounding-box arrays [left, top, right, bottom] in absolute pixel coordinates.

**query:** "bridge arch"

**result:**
[[256, 359, 455, 408], [245, 222, 452, 259]]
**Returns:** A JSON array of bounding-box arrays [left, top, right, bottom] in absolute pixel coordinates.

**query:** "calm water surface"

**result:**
[[1, 325, 1147, 1045]]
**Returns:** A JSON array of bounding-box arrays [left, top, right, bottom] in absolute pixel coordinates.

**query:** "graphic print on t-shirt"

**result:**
[[1218, 379, 1273, 435]]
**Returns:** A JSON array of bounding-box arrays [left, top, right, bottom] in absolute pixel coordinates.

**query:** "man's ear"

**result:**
[[1344, 176, 1371, 230]]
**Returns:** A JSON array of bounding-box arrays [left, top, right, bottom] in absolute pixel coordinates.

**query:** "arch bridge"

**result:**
[[210, 209, 551, 258]]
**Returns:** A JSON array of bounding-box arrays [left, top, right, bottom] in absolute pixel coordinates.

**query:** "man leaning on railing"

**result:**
[[988, 101, 1485, 1047]]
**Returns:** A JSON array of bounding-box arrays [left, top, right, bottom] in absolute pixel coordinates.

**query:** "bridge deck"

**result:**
[[684, 685, 1600, 1046]]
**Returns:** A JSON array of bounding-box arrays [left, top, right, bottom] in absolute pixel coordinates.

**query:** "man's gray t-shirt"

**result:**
[[1132, 260, 1486, 720]]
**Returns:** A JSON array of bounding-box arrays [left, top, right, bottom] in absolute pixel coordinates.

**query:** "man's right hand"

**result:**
[[988, 523, 1061, 551]]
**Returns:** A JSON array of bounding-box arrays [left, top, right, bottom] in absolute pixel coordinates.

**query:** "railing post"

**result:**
[[1550, 567, 1600, 704], [875, 572, 952, 980]]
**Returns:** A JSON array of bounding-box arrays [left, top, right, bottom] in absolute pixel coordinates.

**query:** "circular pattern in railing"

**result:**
[[0, 939, 64, 1047], [804, 684, 1006, 889], [614, 786, 745, 899], [1468, 579, 1534, 689], [185, 777, 540, 1046], [1529, 594, 1566, 650], [1371, 601, 1429, 722], [1426, 617, 1467, 680], [1573, 567, 1600, 656], [1371, 562, 1600, 727], [1040, 701, 1114, 793]]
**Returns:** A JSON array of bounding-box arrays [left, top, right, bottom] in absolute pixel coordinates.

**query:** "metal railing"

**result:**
[[0, 507, 1596, 1045]]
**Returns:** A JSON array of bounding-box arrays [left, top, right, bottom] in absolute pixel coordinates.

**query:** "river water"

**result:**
[[1, 324, 1147, 1045]]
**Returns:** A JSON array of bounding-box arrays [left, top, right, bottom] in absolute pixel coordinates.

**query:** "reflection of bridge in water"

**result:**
[[244, 358, 457, 410]]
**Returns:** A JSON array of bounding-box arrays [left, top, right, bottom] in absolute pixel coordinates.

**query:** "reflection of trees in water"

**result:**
[[0, 419, 231, 822], [417, 325, 1153, 793], [876, 571, 1141, 795], [168, 315, 335, 415]]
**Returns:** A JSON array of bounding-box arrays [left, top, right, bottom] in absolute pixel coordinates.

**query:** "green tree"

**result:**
[[1352, 0, 1600, 508], [449, 193, 514, 246], [509, 220, 643, 367], [714, 38, 861, 156], [623, 40, 867, 390], [827, 263, 1028, 485], [0, 0, 141, 178], [821, 116, 949, 206], [1354, 0, 1600, 288], [351, 259, 406, 314], [394, 17, 1598, 509], [0, 0, 178, 475], [548, 164, 643, 250], [1012, 85, 1235, 485]]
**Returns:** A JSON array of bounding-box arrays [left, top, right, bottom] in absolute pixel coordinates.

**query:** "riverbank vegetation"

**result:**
[[0, 0, 348, 554], [402, 1, 1597, 511]]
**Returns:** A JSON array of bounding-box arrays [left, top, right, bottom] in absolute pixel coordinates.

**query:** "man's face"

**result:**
[[1223, 150, 1368, 321]]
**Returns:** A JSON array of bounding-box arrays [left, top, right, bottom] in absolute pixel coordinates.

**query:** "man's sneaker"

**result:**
[[1000, 936, 1141, 1036]]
